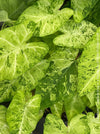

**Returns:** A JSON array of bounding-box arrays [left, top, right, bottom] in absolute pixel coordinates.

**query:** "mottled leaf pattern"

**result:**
[[68, 113, 100, 134], [19, 1, 73, 37], [50, 101, 63, 118], [71, 0, 99, 22], [36, 48, 78, 109], [78, 28, 100, 95], [53, 20, 97, 48], [0, 106, 9, 134], [68, 114, 90, 134], [49, 47, 78, 71], [87, 113, 100, 134], [33, 0, 65, 12], [0, 23, 49, 82], [0, 60, 49, 103], [44, 114, 68, 134], [0, 0, 99, 134], [6, 91, 42, 134]]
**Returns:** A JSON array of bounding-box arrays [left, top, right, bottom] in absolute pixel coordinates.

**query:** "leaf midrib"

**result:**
[[18, 98, 38, 134]]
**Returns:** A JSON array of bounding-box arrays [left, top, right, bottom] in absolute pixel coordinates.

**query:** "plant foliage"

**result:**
[[0, 0, 100, 134]]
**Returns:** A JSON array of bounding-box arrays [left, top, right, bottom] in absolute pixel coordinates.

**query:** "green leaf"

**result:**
[[41, 32, 61, 55], [19, 1, 73, 37], [32, 0, 65, 12], [0, 10, 10, 22], [0, 23, 49, 82], [6, 91, 42, 134], [81, 92, 97, 112], [50, 100, 63, 118], [86, 91, 96, 108], [24, 0, 38, 6], [71, 0, 99, 22], [0, 60, 49, 103], [86, 0, 100, 27], [14, 60, 50, 91], [68, 114, 90, 134], [64, 93, 86, 122], [36, 48, 78, 109], [44, 114, 68, 134], [29, 32, 61, 56], [68, 113, 100, 134], [24, 0, 64, 12], [96, 93, 100, 114], [0, 0, 28, 21], [0, 105, 9, 134], [87, 112, 100, 134], [81, 95, 90, 108], [49, 47, 78, 71], [53, 20, 97, 48], [78, 28, 100, 95]]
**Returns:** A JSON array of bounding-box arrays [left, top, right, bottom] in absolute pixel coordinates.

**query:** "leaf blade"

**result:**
[[0, 24, 49, 82], [53, 20, 97, 48], [44, 114, 68, 134], [78, 28, 100, 95], [0, 60, 49, 103], [71, 0, 99, 22], [6, 91, 42, 134]]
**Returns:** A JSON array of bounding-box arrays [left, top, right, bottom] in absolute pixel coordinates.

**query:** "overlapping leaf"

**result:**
[[0, 23, 49, 82], [86, 91, 96, 108], [44, 114, 68, 134], [78, 28, 100, 95], [0, 0, 65, 22], [86, 0, 100, 27], [0, 60, 49, 103], [50, 100, 63, 118], [0, 0, 28, 22], [36, 48, 78, 109], [71, 0, 99, 22], [68, 114, 90, 134], [49, 47, 78, 71], [64, 93, 86, 122], [87, 112, 100, 134], [18, 0, 73, 37], [32, 0, 65, 12], [68, 113, 100, 134], [41, 32, 61, 55], [6, 90, 42, 134], [0, 1, 99, 133], [53, 20, 97, 48], [0, 106, 9, 134]]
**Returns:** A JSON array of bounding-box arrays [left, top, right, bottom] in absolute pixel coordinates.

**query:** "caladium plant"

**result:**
[[0, 0, 100, 134]]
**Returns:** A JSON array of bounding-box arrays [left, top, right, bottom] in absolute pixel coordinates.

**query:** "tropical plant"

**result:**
[[0, 0, 100, 134]]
